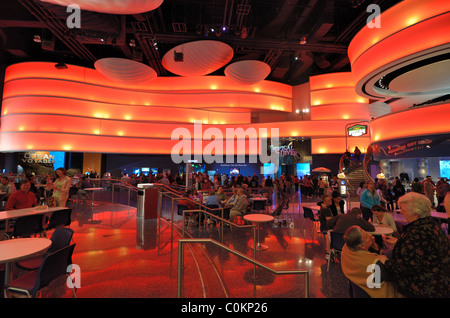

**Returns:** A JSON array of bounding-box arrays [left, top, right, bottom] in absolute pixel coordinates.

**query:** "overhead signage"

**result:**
[[348, 124, 368, 137]]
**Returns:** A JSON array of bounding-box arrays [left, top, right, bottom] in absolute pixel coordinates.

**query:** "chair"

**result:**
[[177, 204, 188, 216], [348, 280, 371, 298], [45, 209, 72, 233], [251, 200, 266, 214], [327, 231, 345, 271], [16, 228, 75, 271], [7, 214, 44, 239], [302, 207, 320, 238], [4, 244, 77, 298]]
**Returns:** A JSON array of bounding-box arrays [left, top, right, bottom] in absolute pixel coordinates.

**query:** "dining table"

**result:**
[[368, 223, 394, 236], [0, 206, 69, 232], [243, 214, 274, 251], [0, 238, 52, 285]]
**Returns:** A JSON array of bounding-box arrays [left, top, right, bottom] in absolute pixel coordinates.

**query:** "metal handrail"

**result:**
[[181, 209, 255, 248], [177, 238, 309, 298]]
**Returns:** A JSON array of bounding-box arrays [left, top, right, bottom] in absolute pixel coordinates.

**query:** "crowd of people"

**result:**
[[0, 168, 95, 211]]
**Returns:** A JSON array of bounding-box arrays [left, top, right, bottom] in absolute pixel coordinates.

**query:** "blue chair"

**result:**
[[349, 280, 371, 298], [16, 228, 74, 271], [327, 231, 345, 271], [45, 209, 72, 232], [251, 200, 266, 214], [7, 214, 44, 238], [4, 244, 77, 298], [177, 204, 188, 216]]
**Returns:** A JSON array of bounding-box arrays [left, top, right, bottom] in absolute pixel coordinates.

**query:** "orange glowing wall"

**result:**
[[309, 73, 369, 120], [370, 103, 450, 143], [309, 72, 370, 153]]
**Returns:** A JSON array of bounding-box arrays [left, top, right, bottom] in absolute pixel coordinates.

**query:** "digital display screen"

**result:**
[[230, 168, 240, 175], [296, 163, 311, 178], [439, 160, 450, 179]]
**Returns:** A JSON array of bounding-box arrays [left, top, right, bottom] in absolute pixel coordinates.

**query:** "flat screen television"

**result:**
[[207, 170, 216, 181], [230, 168, 240, 175], [263, 163, 275, 176], [439, 160, 450, 179], [141, 167, 150, 176], [151, 168, 158, 175], [296, 163, 311, 178]]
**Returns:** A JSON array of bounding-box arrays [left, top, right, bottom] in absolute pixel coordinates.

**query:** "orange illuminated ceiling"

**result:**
[[1, 62, 364, 155], [348, 0, 450, 100]]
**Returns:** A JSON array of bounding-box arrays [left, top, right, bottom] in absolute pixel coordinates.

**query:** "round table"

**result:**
[[243, 214, 274, 251], [369, 224, 394, 236], [0, 238, 52, 285]]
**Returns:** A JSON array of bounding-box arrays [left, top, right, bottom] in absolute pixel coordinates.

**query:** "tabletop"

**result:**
[[0, 206, 68, 221], [244, 214, 274, 223], [369, 224, 394, 235], [249, 197, 268, 201], [0, 238, 52, 263]]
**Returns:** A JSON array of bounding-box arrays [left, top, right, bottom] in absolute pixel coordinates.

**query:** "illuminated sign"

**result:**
[[22, 151, 55, 164], [348, 124, 367, 137]]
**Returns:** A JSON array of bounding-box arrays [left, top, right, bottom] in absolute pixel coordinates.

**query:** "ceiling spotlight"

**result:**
[[222, 26, 227, 31], [174, 51, 184, 62], [33, 35, 41, 43], [55, 62, 68, 70], [300, 37, 307, 45]]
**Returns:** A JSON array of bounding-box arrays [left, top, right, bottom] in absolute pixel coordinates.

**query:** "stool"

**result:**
[[234, 215, 245, 225]]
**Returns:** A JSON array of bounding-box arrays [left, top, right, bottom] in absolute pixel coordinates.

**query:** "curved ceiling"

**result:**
[[388, 58, 450, 94], [40, 0, 164, 14]]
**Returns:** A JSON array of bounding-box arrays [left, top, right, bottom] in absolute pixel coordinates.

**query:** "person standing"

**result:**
[[49, 167, 72, 207], [354, 146, 361, 161], [381, 192, 449, 298], [410, 177, 423, 194], [360, 180, 380, 221], [423, 176, 435, 208]]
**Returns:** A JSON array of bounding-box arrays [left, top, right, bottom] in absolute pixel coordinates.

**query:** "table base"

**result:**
[[249, 241, 269, 251]]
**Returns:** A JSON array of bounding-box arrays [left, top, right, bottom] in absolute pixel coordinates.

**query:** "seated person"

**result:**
[[330, 191, 346, 216], [327, 207, 375, 234], [189, 188, 203, 203], [318, 195, 333, 233], [5, 180, 38, 210], [0, 176, 16, 203], [215, 187, 227, 203], [179, 190, 199, 225], [77, 176, 93, 203], [205, 190, 221, 224], [371, 204, 398, 235], [228, 189, 248, 223], [341, 225, 403, 298], [205, 190, 221, 208]]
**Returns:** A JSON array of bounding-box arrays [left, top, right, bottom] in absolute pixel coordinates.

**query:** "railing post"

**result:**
[[177, 240, 184, 298]]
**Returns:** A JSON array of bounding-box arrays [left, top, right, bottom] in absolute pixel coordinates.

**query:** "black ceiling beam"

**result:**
[[146, 32, 348, 54], [18, 0, 96, 63]]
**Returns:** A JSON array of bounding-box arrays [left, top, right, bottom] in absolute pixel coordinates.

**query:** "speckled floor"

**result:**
[[9, 197, 355, 299]]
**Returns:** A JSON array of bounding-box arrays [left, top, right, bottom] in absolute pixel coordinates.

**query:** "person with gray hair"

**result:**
[[381, 192, 449, 298], [341, 226, 401, 298]]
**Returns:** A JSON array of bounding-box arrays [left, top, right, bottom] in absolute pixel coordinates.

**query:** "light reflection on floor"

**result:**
[[28, 199, 353, 298]]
